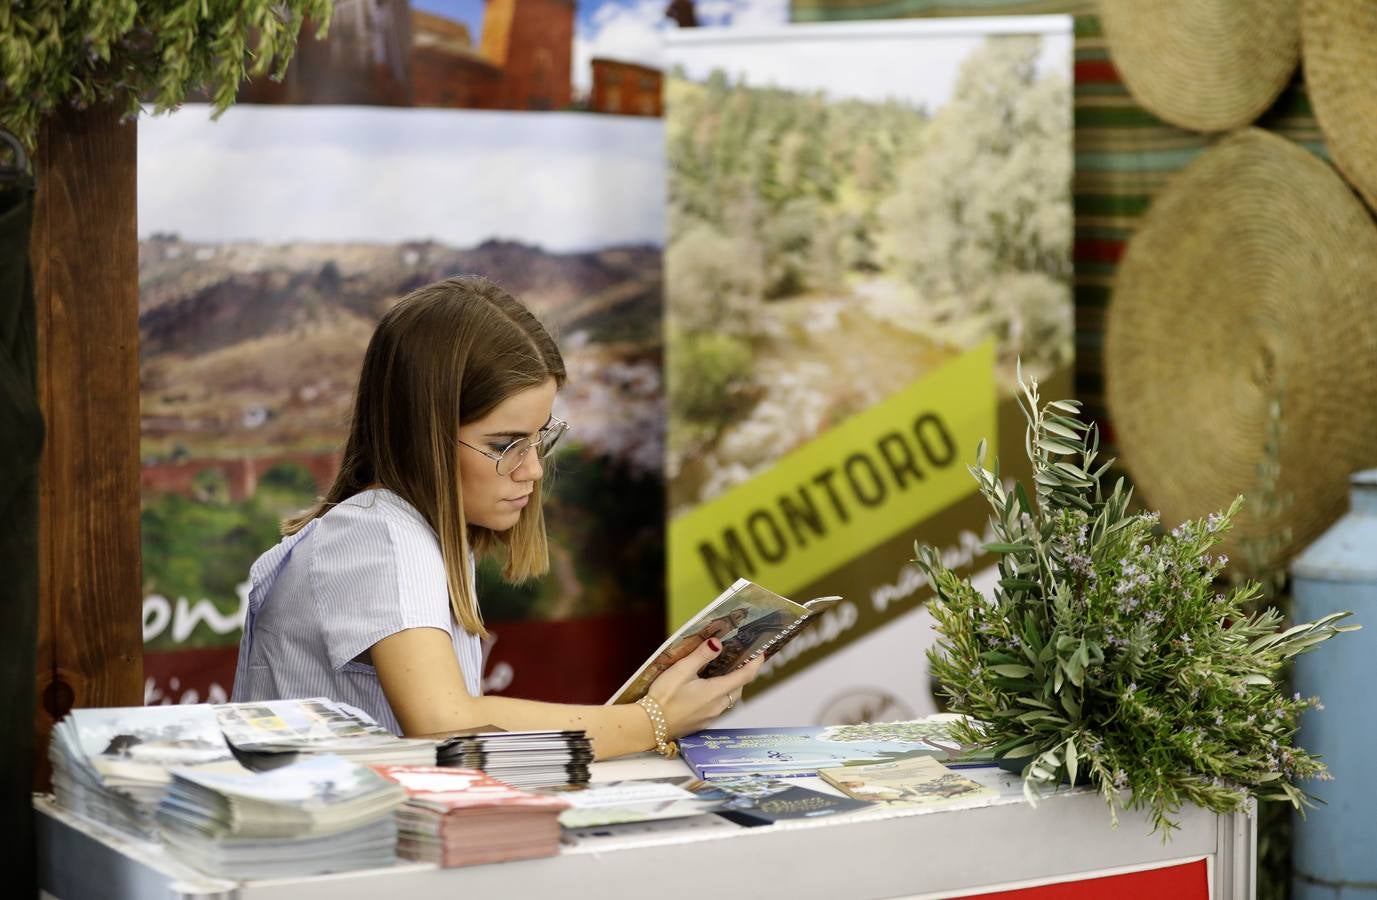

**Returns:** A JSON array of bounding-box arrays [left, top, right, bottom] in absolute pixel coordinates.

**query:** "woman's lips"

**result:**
[[506, 494, 531, 508]]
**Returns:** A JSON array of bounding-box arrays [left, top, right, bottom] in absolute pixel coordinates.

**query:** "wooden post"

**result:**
[[31, 103, 143, 790]]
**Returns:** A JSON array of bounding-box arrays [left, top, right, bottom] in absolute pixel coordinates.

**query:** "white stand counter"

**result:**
[[36, 755, 1254, 900]]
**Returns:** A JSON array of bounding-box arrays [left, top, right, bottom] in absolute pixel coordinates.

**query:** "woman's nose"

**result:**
[[513, 447, 543, 481]]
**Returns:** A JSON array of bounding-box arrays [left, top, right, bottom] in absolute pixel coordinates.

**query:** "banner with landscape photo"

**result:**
[[138, 106, 667, 706], [663, 17, 1074, 725]]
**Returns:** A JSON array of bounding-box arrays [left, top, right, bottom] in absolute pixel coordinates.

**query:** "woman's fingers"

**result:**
[[718, 651, 766, 693], [660, 637, 724, 689]]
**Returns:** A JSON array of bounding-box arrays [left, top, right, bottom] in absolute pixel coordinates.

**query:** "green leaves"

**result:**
[[914, 359, 1360, 835], [1, 1, 334, 151]]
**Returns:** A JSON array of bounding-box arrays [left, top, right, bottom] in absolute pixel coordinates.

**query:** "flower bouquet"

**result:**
[[914, 367, 1357, 833]]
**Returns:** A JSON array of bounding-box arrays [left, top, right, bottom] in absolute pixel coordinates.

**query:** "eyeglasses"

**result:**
[[459, 417, 569, 476]]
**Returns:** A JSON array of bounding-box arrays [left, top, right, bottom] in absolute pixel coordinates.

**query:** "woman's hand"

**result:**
[[645, 638, 765, 738]]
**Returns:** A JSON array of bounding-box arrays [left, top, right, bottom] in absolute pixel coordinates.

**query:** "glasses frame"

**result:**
[[459, 416, 569, 476]]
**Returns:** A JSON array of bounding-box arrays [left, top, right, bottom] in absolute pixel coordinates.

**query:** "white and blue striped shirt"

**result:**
[[230, 488, 484, 734]]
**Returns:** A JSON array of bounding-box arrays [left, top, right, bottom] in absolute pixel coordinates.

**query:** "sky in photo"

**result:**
[[665, 18, 1073, 108], [138, 105, 666, 251], [411, 0, 789, 94]]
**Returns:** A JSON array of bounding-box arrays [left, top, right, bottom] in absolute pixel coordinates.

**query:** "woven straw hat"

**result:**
[[1302, 0, 1377, 211], [1098, 0, 1299, 132], [1105, 128, 1377, 572]]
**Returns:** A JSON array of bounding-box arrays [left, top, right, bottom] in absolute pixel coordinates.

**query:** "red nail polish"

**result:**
[[707, 638, 721, 652]]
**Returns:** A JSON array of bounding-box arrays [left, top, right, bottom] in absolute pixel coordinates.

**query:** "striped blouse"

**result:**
[[230, 488, 484, 734]]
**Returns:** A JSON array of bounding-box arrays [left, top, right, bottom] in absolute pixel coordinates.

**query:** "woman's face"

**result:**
[[457, 378, 557, 531]]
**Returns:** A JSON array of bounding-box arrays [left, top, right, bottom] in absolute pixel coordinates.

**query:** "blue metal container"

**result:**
[[1291, 468, 1377, 899]]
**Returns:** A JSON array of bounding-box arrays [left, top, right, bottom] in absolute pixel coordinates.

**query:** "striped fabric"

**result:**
[[231, 489, 483, 735]]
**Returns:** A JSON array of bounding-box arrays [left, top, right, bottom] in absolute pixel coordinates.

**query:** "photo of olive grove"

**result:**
[[665, 33, 1071, 512]]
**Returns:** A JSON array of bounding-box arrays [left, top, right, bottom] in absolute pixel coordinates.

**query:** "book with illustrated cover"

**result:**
[[818, 755, 996, 809], [677, 717, 992, 781], [607, 578, 842, 704]]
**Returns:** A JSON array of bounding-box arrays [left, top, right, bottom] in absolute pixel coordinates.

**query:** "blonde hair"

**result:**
[[286, 276, 566, 639]]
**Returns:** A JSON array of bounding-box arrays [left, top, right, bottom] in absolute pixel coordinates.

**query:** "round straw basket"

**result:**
[[1302, 0, 1377, 212], [1098, 0, 1299, 132], [1104, 128, 1377, 571]]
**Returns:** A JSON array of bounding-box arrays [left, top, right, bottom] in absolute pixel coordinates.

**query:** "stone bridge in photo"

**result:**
[[141, 451, 341, 502]]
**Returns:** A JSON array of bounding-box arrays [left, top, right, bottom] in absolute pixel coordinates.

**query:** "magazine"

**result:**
[[677, 717, 992, 781], [607, 578, 842, 704], [818, 755, 996, 809]]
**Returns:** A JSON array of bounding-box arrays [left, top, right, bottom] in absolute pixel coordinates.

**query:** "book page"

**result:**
[[606, 579, 809, 704]]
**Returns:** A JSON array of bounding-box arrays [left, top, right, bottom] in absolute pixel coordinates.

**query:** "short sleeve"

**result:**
[[309, 499, 455, 671]]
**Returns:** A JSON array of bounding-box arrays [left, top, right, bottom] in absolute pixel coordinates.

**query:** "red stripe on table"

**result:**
[[953, 859, 1208, 900]]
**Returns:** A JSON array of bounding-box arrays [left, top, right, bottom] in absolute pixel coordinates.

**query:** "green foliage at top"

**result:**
[[0, 0, 333, 151], [913, 365, 1358, 834]]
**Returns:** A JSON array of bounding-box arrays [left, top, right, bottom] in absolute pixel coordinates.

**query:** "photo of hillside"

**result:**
[[664, 28, 1072, 512], [137, 106, 667, 673]]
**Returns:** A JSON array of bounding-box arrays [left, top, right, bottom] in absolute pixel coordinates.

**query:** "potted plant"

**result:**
[[914, 366, 1357, 833]]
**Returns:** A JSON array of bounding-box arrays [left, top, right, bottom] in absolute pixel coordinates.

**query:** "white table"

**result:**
[[36, 756, 1255, 900]]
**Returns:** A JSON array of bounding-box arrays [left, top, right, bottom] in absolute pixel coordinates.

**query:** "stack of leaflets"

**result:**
[[155, 754, 407, 879], [372, 765, 570, 867], [436, 729, 592, 789], [49, 705, 237, 839], [678, 716, 992, 781], [215, 697, 438, 769]]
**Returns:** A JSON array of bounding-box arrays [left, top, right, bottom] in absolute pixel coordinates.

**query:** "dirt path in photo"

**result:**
[[688, 275, 958, 505]]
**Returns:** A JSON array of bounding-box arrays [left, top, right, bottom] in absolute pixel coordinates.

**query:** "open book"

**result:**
[[606, 578, 841, 705]]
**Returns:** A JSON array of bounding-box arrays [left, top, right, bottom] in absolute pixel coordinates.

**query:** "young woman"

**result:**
[[231, 276, 760, 759]]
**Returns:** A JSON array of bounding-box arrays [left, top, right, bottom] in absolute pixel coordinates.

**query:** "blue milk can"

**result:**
[[1291, 468, 1377, 899]]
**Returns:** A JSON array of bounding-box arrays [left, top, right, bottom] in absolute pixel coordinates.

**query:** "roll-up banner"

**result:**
[[663, 16, 1074, 724]]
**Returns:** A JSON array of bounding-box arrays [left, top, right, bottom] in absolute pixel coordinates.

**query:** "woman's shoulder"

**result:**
[[310, 490, 448, 597], [319, 488, 436, 542]]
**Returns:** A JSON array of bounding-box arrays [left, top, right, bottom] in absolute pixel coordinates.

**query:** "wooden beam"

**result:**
[[32, 103, 143, 790]]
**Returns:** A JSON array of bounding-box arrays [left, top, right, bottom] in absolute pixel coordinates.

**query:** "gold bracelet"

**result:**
[[635, 695, 679, 758]]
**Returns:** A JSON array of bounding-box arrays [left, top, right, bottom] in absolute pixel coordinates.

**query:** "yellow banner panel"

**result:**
[[668, 342, 997, 629]]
